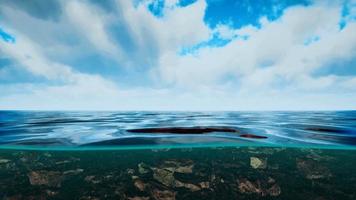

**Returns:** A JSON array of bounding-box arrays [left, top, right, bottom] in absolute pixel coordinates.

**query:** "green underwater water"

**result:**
[[0, 147, 356, 200]]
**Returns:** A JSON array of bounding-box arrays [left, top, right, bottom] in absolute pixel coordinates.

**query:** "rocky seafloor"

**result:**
[[0, 147, 355, 200]]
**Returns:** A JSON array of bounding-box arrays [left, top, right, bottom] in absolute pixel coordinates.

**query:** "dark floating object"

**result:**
[[127, 127, 239, 134], [240, 134, 268, 139], [305, 126, 351, 134], [127, 126, 268, 139]]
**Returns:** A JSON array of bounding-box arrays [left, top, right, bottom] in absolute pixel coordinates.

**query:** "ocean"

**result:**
[[0, 111, 356, 199]]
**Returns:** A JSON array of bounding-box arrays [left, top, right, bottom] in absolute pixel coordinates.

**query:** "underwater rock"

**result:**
[[84, 176, 101, 184], [237, 178, 281, 197], [127, 168, 135, 175], [128, 197, 150, 200], [267, 177, 276, 184], [28, 171, 63, 187], [138, 162, 150, 174], [161, 159, 194, 174], [152, 167, 201, 191], [267, 184, 281, 196], [0, 159, 10, 164], [63, 168, 84, 175], [153, 168, 175, 187], [79, 196, 100, 200], [43, 152, 52, 157], [85, 176, 99, 184], [4, 195, 23, 200], [152, 189, 176, 200], [46, 190, 59, 197], [134, 179, 146, 191], [210, 174, 216, 182], [174, 181, 201, 191], [250, 157, 267, 169], [199, 181, 210, 189], [0, 159, 14, 170], [55, 160, 71, 165], [296, 159, 332, 180], [238, 179, 262, 194], [19, 157, 28, 163], [183, 183, 201, 191]]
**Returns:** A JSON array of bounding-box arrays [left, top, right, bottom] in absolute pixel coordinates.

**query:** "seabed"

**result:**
[[1, 146, 356, 200]]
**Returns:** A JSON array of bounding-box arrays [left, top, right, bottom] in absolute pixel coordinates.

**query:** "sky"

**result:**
[[0, 0, 356, 111]]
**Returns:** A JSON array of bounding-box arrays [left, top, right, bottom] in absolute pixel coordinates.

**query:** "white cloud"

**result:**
[[214, 23, 237, 40], [156, 2, 356, 95], [0, 0, 356, 110], [0, 26, 120, 106], [116, 0, 210, 54], [63, 1, 124, 61]]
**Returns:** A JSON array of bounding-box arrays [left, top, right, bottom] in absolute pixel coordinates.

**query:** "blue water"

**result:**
[[0, 111, 356, 150]]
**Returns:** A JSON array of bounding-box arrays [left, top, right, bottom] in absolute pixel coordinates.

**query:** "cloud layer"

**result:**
[[0, 0, 356, 110]]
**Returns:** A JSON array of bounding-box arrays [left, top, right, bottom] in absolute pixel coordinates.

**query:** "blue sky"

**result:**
[[0, 0, 356, 110]]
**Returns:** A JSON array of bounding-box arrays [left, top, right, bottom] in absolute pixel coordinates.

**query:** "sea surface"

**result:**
[[0, 111, 356, 199], [0, 111, 356, 150]]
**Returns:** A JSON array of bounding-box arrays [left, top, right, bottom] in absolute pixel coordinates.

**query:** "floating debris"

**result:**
[[240, 134, 268, 139], [304, 126, 352, 134], [127, 126, 239, 134]]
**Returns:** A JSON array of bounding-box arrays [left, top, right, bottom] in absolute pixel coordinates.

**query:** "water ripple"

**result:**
[[0, 111, 355, 149]]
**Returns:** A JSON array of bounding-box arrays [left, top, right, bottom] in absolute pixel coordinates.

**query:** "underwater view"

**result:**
[[0, 111, 356, 199]]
